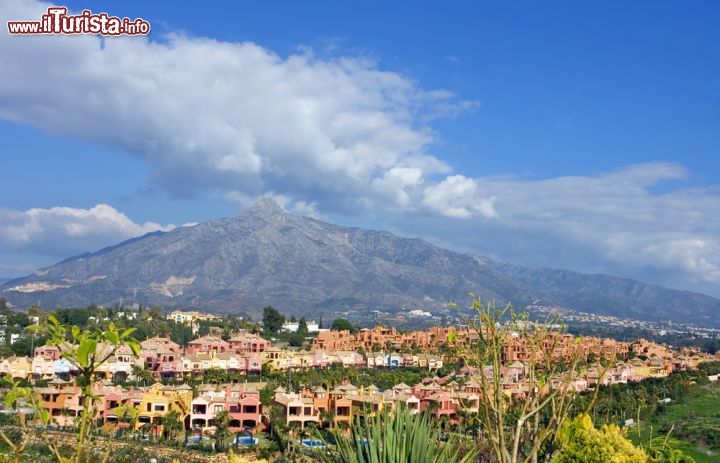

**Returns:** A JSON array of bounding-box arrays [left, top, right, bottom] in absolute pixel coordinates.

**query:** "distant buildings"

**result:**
[[281, 320, 320, 333], [165, 310, 219, 334]]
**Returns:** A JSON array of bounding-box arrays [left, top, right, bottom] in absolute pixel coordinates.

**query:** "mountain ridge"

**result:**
[[1, 199, 718, 326]]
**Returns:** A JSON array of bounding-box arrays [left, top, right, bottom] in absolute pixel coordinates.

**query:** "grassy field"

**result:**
[[630, 381, 720, 463]]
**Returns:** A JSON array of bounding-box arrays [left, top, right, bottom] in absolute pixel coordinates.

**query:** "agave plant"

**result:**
[[320, 406, 477, 463]]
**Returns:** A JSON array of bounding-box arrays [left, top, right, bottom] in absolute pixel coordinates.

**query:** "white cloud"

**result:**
[[0, 204, 174, 256], [370, 166, 424, 208], [0, 0, 477, 217], [413, 163, 720, 287], [422, 175, 497, 218]]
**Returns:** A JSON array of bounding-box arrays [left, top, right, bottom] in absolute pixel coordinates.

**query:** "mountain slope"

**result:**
[[2, 198, 719, 325]]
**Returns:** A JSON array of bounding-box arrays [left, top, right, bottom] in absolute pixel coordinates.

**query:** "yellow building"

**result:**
[[136, 383, 193, 431], [294, 351, 315, 369], [165, 310, 218, 333], [262, 347, 296, 371], [344, 384, 386, 418], [0, 356, 31, 379]]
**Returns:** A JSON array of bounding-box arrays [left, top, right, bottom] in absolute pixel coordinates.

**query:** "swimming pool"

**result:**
[[185, 436, 210, 445], [235, 436, 259, 445], [301, 439, 326, 448]]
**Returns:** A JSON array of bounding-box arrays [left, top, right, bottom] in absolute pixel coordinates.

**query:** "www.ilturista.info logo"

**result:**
[[7, 7, 150, 36]]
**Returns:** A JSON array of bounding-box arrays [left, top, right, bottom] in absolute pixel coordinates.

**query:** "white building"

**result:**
[[408, 309, 432, 318], [281, 321, 320, 333]]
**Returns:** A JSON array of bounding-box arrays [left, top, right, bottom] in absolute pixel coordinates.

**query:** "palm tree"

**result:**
[[131, 364, 153, 385], [162, 410, 183, 443], [321, 406, 477, 463], [214, 410, 232, 452]]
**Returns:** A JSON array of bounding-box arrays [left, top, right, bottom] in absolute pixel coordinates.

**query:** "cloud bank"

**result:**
[[0, 204, 174, 257]]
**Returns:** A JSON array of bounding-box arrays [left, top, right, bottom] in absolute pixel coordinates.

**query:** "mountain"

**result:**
[[1, 198, 719, 326]]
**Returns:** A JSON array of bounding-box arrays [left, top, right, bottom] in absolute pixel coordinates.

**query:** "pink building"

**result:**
[[140, 336, 183, 380], [190, 384, 264, 433], [186, 335, 230, 355], [228, 333, 270, 353], [228, 395, 262, 431], [34, 344, 62, 360]]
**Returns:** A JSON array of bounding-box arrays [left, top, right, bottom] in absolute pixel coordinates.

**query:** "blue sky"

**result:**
[[1, 0, 718, 297]]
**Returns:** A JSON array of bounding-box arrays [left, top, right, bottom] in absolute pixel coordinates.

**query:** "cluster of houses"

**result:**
[[0, 330, 448, 384], [0, 325, 716, 385], [10, 342, 716, 437], [1, 320, 718, 437], [272, 348, 718, 429], [314, 325, 644, 363], [29, 377, 264, 436]]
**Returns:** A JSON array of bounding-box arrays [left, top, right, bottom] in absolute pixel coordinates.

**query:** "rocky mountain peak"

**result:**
[[245, 197, 286, 216]]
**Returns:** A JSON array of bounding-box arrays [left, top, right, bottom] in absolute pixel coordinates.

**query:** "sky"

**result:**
[[0, 0, 718, 297]]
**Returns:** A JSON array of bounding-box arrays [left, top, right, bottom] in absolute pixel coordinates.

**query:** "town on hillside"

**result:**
[[1, 306, 718, 443]]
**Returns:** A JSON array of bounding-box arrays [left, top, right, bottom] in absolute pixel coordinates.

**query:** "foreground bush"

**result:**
[[551, 414, 649, 463]]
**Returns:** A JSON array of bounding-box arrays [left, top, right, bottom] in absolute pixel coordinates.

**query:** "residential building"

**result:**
[[228, 333, 270, 353], [136, 383, 193, 432]]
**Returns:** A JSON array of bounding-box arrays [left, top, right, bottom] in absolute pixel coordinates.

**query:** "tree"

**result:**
[[5, 311, 29, 327], [453, 295, 606, 463], [162, 410, 183, 442], [0, 344, 14, 357], [318, 316, 323, 330], [331, 318, 355, 333], [0, 297, 9, 313], [27, 305, 43, 320], [169, 321, 194, 345], [322, 406, 477, 463], [297, 317, 309, 336], [287, 333, 305, 347], [204, 368, 230, 384], [551, 414, 649, 462], [131, 363, 154, 385], [112, 403, 138, 439], [9, 336, 34, 357], [260, 383, 275, 407], [214, 410, 232, 452], [262, 306, 285, 334]]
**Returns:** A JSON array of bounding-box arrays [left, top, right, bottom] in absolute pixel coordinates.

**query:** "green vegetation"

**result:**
[[632, 382, 720, 463], [261, 363, 438, 392], [263, 306, 286, 335], [330, 318, 357, 333], [552, 414, 649, 462], [2, 316, 140, 463]]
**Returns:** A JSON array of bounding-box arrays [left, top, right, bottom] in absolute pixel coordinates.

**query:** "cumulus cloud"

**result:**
[[411, 162, 720, 288], [0, 0, 477, 217], [422, 175, 497, 218], [0, 204, 174, 256]]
